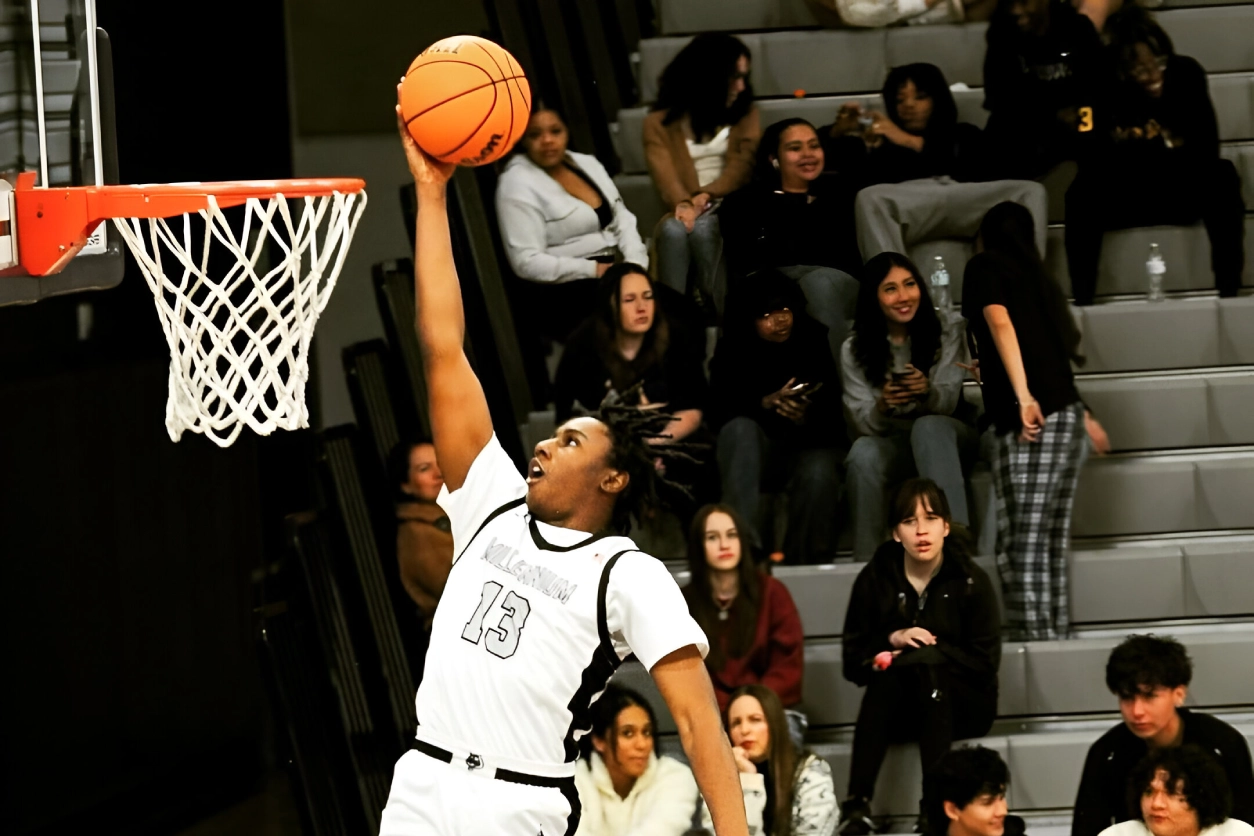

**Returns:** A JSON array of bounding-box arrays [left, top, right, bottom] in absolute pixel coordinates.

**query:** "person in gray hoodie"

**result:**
[[840, 252, 978, 561]]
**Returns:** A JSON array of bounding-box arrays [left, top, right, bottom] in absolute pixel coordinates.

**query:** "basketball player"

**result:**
[[380, 89, 750, 836]]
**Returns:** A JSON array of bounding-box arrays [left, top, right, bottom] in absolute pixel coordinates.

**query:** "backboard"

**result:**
[[0, 0, 122, 306]]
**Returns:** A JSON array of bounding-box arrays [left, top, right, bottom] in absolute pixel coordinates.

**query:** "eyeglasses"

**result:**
[[1127, 55, 1168, 82]]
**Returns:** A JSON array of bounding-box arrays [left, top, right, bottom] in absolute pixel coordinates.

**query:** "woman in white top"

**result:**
[[702, 684, 839, 836], [1098, 745, 1254, 836], [644, 34, 761, 310], [496, 104, 648, 340], [573, 684, 699, 836]]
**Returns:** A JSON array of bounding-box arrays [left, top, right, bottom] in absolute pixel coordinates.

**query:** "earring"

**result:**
[[771, 159, 779, 169]]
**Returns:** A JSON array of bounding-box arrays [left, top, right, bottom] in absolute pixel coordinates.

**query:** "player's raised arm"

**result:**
[[397, 86, 494, 491], [652, 646, 750, 836]]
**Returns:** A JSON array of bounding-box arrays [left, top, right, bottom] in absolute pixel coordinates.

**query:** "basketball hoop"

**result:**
[[4, 171, 367, 446]]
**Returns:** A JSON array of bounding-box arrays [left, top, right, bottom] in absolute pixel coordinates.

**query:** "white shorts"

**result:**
[[380, 748, 580, 836]]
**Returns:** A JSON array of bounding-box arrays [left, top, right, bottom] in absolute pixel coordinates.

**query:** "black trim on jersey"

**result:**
[[454, 496, 526, 564], [560, 549, 639, 762], [527, 516, 611, 553], [413, 738, 453, 764], [559, 777, 582, 836], [413, 739, 577, 793]]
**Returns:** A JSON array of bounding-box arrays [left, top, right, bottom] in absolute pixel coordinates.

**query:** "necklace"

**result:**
[[714, 594, 735, 621]]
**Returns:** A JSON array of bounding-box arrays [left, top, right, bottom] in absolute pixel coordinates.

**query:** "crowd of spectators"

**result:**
[[387, 0, 1250, 832]]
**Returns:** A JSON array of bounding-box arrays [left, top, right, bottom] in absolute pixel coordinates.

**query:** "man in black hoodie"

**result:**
[[981, 0, 1111, 179], [709, 270, 846, 564], [1064, 17, 1245, 304], [1071, 635, 1254, 836]]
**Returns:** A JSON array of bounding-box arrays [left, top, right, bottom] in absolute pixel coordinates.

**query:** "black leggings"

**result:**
[[846, 661, 997, 801], [1065, 156, 1245, 305]]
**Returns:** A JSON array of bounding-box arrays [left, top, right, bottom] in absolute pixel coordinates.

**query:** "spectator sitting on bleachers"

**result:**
[[1098, 745, 1254, 836], [496, 102, 650, 342], [923, 746, 1027, 836], [682, 503, 804, 714], [805, 0, 974, 27], [981, 0, 1109, 180], [700, 683, 839, 836], [645, 33, 761, 304], [823, 64, 983, 186], [552, 263, 712, 517], [717, 117, 861, 360], [1064, 16, 1245, 306], [842, 253, 978, 562], [1072, 635, 1254, 836], [962, 202, 1109, 642], [388, 439, 450, 633], [839, 479, 1001, 836], [573, 684, 698, 836], [709, 271, 846, 564]]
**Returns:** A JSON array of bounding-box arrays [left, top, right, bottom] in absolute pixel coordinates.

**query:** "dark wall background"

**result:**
[[0, 2, 308, 833]]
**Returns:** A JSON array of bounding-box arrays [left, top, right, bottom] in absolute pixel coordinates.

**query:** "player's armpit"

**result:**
[[652, 647, 750, 836]]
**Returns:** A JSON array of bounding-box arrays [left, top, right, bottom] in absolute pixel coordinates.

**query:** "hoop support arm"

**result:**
[[11, 172, 367, 276]]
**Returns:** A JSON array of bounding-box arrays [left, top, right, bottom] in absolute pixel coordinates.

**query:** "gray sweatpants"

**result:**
[[855, 178, 1050, 262]]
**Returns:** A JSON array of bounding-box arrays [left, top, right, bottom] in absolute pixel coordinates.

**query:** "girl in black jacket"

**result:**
[[838, 478, 1002, 835]]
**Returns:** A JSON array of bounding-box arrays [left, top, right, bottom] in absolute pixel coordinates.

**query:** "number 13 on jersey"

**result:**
[[462, 581, 532, 659]]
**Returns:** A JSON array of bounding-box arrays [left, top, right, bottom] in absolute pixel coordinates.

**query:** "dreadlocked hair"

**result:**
[[594, 384, 706, 535]]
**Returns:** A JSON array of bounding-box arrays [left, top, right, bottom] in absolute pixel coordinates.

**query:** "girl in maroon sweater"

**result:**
[[682, 503, 805, 713]]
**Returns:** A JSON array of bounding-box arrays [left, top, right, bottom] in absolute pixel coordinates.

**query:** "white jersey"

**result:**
[[414, 435, 708, 776]]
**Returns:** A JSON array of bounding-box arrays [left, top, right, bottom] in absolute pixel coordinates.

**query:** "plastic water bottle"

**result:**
[[1146, 243, 1166, 303], [930, 256, 952, 315]]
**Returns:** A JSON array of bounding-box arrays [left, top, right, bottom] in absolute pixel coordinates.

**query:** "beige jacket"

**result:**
[[643, 106, 761, 209], [396, 500, 452, 631]]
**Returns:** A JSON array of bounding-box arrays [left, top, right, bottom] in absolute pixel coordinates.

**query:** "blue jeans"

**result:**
[[845, 415, 980, 561], [717, 416, 844, 564], [778, 265, 859, 365], [656, 213, 721, 298]]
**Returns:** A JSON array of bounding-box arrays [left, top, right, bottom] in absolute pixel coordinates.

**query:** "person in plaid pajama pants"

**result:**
[[962, 203, 1109, 641]]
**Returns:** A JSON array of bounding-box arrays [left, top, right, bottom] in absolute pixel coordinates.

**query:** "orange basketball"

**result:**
[[401, 36, 531, 167]]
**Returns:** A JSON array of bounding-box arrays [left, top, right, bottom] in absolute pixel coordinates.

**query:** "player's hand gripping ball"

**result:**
[[400, 36, 531, 167]]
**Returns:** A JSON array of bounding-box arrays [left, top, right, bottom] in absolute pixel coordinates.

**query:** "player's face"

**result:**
[[526, 417, 623, 526], [617, 272, 655, 336], [1119, 685, 1185, 743], [703, 511, 741, 572], [403, 443, 444, 502], [945, 792, 1008, 836], [893, 498, 949, 563], [895, 80, 934, 133], [596, 704, 654, 781], [523, 109, 568, 169], [878, 265, 922, 326], [1141, 769, 1200, 836], [727, 695, 771, 763]]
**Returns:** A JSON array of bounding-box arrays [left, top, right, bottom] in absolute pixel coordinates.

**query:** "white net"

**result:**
[[111, 188, 367, 447]]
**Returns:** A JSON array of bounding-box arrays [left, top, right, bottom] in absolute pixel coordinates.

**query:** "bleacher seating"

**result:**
[[603, 3, 1254, 823]]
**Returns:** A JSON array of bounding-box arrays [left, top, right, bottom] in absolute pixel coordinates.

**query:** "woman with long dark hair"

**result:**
[[682, 504, 804, 713], [717, 117, 861, 361], [823, 63, 979, 185], [573, 684, 699, 836], [700, 684, 839, 835], [497, 103, 650, 341], [962, 202, 1109, 642], [841, 252, 978, 561], [645, 33, 761, 301], [839, 479, 1001, 835]]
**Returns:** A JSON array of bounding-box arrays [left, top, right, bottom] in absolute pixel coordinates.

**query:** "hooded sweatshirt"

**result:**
[[573, 751, 698, 836]]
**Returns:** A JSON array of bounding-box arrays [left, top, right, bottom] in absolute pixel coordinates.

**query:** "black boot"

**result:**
[[839, 797, 876, 836]]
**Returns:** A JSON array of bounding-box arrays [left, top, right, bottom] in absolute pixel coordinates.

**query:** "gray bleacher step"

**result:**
[[1075, 296, 1254, 373], [1075, 369, 1254, 451], [615, 77, 1254, 174], [1072, 448, 1254, 537], [656, 0, 1254, 33], [638, 8, 1254, 101]]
